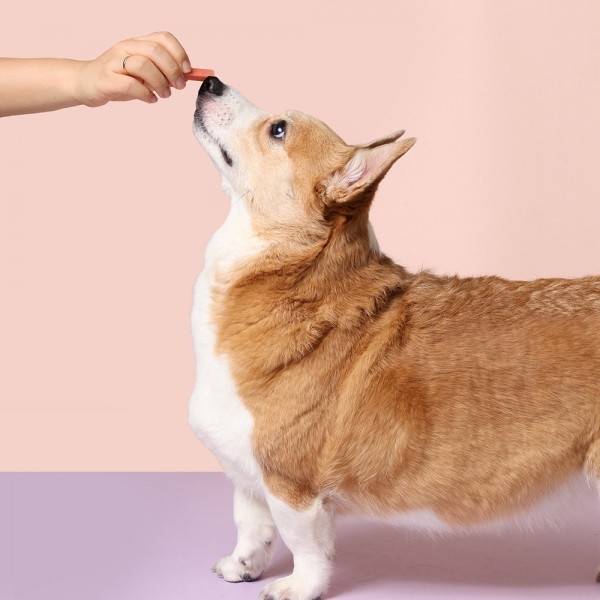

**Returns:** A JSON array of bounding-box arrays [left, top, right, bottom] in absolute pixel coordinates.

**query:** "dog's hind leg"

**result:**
[[212, 485, 277, 582], [583, 438, 600, 583]]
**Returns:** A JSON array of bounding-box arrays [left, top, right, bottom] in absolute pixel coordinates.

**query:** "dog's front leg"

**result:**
[[213, 485, 277, 582], [258, 492, 334, 600]]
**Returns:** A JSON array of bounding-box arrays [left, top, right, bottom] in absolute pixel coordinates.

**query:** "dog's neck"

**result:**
[[212, 207, 410, 373]]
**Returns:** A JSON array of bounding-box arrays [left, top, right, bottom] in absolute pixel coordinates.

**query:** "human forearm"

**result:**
[[0, 58, 87, 116]]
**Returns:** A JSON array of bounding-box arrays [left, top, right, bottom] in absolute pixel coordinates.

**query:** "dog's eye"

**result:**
[[270, 120, 287, 140]]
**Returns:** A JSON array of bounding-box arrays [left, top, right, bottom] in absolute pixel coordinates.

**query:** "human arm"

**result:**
[[0, 31, 192, 117]]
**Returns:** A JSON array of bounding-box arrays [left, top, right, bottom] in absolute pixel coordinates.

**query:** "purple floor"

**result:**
[[2, 473, 600, 600]]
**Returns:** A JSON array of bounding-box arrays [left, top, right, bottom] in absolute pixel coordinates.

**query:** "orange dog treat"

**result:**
[[185, 68, 215, 81]]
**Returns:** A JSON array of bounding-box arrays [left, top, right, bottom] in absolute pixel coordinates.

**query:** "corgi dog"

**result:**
[[188, 76, 600, 600]]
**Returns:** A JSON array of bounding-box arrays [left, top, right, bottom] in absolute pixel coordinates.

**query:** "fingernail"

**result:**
[[149, 94, 158, 103], [182, 60, 191, 73], [175, 76, 186, 90], [162, 87, 172, 99]]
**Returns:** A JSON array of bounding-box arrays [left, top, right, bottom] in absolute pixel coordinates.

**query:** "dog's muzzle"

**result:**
[[195, 76, 227, 127], [195, 75, 226, 121]]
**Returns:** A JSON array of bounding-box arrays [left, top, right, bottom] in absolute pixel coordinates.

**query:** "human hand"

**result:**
[[74, 31, 192, 107]]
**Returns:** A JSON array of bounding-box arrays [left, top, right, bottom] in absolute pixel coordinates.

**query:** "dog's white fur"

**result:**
[[188, 195, 264, 492]]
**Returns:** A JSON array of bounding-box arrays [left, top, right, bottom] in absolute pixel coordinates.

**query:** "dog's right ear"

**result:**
[[320, 135, 416, 209]]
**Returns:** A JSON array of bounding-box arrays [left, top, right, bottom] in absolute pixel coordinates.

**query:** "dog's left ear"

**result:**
[[321, 133, 416, 207], [363, 129, 406, 148]]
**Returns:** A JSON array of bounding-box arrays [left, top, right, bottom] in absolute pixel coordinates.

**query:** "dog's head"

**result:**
[[193, 76, 415, 243]]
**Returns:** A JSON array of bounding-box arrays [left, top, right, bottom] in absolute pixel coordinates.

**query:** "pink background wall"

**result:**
[[1, 1, 599, 471]]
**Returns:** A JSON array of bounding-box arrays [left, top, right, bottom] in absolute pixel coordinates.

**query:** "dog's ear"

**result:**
[[363, 129, 406, 148], [321, 135, 416, 207]]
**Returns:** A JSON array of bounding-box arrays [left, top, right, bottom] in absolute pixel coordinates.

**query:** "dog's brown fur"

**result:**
[[212, 113, 600, 526]]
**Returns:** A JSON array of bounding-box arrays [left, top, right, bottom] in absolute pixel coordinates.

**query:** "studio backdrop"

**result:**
[[1, 0, 599, 471]]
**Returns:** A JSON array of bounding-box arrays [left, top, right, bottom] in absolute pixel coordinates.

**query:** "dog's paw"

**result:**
[[212, 551, 268, 583], [258, 575, 325, 600]]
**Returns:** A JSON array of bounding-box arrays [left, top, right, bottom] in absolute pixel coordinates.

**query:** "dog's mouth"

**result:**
[[194, 107, 234, 168]]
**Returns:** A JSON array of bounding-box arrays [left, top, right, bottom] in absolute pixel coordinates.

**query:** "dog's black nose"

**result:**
[[199, 76, 225, 96]]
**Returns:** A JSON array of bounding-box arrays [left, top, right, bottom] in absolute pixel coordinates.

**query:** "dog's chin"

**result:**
[[202, 137, 234, 169], [193, 114, 234, 168], [193, 107, 209, 139]]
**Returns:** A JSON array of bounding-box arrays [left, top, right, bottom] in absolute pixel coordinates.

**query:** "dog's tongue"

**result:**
[[185, 68, 215, 81]]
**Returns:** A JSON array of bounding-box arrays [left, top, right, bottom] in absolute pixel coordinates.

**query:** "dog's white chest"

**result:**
[[188, 201, 267, 489], [188, 275, 257, 485]]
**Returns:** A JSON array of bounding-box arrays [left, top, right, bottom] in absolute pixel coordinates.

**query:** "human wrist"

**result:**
[[65, 59, 95, 108]]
